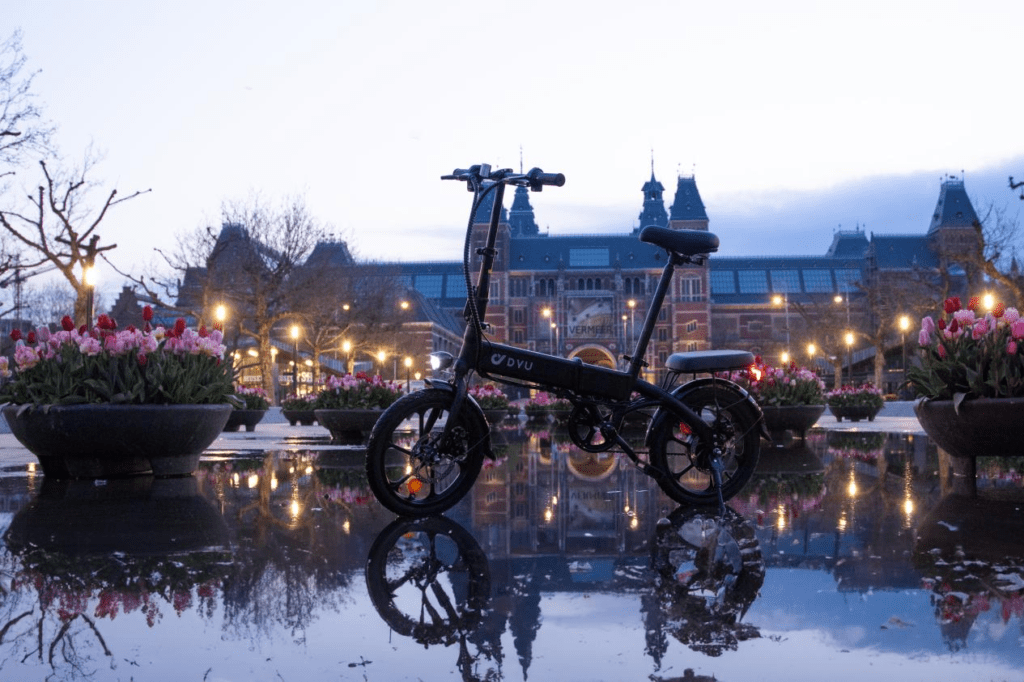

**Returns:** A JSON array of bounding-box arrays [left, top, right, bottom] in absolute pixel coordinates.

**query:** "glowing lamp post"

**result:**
[[377, 350, 386, 378], [404, 356, 412, 392], [83, 265, 97, 327], [291, 325, 300, 395], [845, 332, 855, 386], [342, 339, 352, 375], [898, 315, 910, 390]]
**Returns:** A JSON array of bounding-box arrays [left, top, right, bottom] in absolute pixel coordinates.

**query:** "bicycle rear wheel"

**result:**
[[365, 389, 488, 516], [648, 385, 760, 506]]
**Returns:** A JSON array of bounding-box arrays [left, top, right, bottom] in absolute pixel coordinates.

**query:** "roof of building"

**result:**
[[509, 234, 668, 272], [708, 254, 865, 305], [825, 229, 870, 259], [509, 185, 541, 236], [867, 234, 938, 269], [669, 176, 708, 221], [928, 177, 979, 234], [637, 171, 669, 230]]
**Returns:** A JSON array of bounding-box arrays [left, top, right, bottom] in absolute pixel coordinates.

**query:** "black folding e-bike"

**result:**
[[365, 164, 767, 517]]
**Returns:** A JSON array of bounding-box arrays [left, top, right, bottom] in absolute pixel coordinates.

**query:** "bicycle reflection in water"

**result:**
[[364, 508, 765, 680]]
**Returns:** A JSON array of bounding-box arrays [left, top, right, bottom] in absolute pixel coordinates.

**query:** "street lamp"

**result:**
[[404, 356, 412, 392], [845, 331, 855, 386], [83, 264, 97, 327], [898, 315, 910, 392], [290, 325, 300, 395], [627, 299, 637, 347], [772, 292, 790, 355], [377, 350, 386, 377], [542, 307, 553, 352], [341, 339, 352, 375]]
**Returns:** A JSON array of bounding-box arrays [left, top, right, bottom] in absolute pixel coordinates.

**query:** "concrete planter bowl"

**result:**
[[759, 404, 826, 443], [2, 403, 232, 478], [315, 408, 384, 445], [223, 408, 267, 432]]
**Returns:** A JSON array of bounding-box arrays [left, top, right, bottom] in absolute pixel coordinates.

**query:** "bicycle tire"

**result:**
[[648, 384, 760, 506], [365, 388, 488, 516], [365, 516, 491, 646]]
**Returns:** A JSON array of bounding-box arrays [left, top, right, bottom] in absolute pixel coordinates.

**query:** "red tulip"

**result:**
[[61, 315, 75, 331], [142, 305, 154, 322], [9, 329, 21, 341]]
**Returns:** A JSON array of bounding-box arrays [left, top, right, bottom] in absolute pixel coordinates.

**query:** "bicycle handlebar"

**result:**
[[441, 164, 565, 191]]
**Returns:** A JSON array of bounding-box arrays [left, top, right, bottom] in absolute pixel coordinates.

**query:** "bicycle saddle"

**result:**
[[639, 226, 719, 256]]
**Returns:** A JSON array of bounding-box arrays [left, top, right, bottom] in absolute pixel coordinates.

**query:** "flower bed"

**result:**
[[1, 311, 232, 406], [826, 383, 884, 421], [908, 296, 1024, 402], [235, 385, 270, 410], [313, 372, 403, 410], [524, 391, 572, 419]]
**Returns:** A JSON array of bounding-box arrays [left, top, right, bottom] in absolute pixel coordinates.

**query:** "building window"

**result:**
[[570, 248, 609, 267], [658, 327, 668, 341], [737, 270, 768, 294], [680, 276, 702, 301], [802, 269, 832, 293], [446, 275, 468, 298], [513, 330, 524, 344], [513, 308, 524, 324], [658, 350, 668, 364], [835, 269, 861, 293], [710, 271, 735, 294], [687, 341, 698, 351], [770, 270, 800, 294], [414, 274, 443, 298], [686, 320, 698, 333], [510, 278, 528, 297], [658, 308, 667, 321], [490, 282, 499, 299], [625, 277, 646, 296]]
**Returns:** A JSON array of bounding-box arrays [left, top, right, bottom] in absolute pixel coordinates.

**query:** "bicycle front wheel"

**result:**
[[648, 385, 760, 506], [365, 389, 488, 516]]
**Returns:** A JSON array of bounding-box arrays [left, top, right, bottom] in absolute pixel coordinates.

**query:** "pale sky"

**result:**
[[5, 0, 1024, 300]]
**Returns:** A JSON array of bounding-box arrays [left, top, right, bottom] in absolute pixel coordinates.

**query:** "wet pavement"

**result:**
[[0, 404, 1022, 682]]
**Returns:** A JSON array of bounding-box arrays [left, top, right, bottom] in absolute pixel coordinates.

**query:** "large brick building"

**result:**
[[392, 171, 981, 388], [172, 168, 982, 394]]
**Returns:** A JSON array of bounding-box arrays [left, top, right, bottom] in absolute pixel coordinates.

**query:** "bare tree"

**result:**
[[207, 193, 324, 398], [0, 154, 148, 325], [1, 29, 55, 177], [289, 261, 410, 389]]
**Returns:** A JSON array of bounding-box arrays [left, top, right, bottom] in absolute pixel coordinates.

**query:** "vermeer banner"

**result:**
[[566, 296, 614, 339]]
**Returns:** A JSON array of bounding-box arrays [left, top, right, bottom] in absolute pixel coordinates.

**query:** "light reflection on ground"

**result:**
[[0, 424, 1022, 682]]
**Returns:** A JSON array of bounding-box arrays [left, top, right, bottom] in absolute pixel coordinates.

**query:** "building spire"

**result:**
[[519, 145, 524, 174]]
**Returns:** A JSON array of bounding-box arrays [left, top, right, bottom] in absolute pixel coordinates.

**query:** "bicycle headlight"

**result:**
[[429, 351, 454, 371]]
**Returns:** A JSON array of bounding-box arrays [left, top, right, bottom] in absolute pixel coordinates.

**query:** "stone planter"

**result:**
[[915, 397, 1024, 496], [483, 409, 509, 425], [915, 398, 1024, 459], [828, 404, 882, 422], [223, 409, 267, 432], [3, 476, 229, 555], [759, 404, 826, 443], [2, 403, 232, 478], [282, 409, 317, 426], [315, 408, 383, 444]]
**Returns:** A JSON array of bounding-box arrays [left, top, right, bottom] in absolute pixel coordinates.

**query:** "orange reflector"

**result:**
[[678, 422, 693, 436], [408, 478, 423, 494]]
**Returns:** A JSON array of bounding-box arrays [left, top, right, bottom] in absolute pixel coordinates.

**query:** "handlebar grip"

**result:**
[[441, 168, 473, 181], [526, 167, 565, 190]]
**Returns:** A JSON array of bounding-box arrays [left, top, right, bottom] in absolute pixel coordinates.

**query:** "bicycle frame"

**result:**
[[437, 167, 721, 451]]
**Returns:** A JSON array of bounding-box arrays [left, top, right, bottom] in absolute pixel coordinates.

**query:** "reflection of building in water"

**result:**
[[472, 428, 658, 560]]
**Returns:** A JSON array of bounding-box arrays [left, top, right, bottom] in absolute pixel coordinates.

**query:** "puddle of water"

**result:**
[[0, 427, 1021, 681]]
